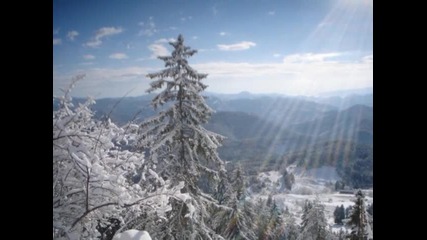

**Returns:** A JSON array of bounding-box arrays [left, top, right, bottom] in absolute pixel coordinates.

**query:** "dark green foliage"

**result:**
[[282, 169, 295, 191], [345, 205, 353, 219], [334, 205, 345, 225], [335, 180, 345, 191], [347, 190, 372, 240]]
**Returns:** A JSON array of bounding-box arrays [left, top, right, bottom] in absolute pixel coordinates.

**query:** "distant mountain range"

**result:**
[[54, 91, 373, 187], [316, 87, 373, 97]]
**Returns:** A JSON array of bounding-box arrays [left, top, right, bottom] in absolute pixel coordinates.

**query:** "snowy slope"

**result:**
[[251, 168, 373, 233]]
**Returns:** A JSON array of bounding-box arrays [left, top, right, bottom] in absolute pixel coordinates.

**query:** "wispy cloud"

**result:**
[[268, 11, 275, 15], [53, 28, 60, 35], [192, 36, 199, 40], [83, 54, 95, 60], [283, 52, 341, 63], [273, 53, 281, 58], [181, 16, 193, 21], [109, 53, 129, 60], [138, 17, 157, 36], [53, 38, 62, 45], [148, 44, 169, 58], [145, 38, 175, 59], [155, 38, 176, 44], [217, 41, 256, 51], [219, 32, 227, 36], [53, 52, 372, 98], [85, 27, 123, 48], [67, 30, 79, 41], [193, 53, 373, 95]]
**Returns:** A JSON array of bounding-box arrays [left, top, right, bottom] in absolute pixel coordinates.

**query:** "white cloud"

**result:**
[[283, 52, 341, 63], [268, 11, 275, 15], [109, 53, 129, 60], [155, 38, 176, 43], [143, 39, 175, 60], [138, 17, 157, 36], [219, 32, 227, 36], [53, 38, 62, 45], [85, 39, 102, 48], [67, 30, 79, 41], [193, 53, 373, 96], [85, 27, 123, 47], [148, 44, 169, 58], [83, 54, 95, 60], [217, 41, 256, 51], [192, 36, 198, 40], [273, 53, 281, 58]]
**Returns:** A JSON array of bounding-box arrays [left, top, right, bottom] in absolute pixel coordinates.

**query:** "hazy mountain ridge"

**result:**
[[53, 92, 373, 185], [289, 105, 373, 144]]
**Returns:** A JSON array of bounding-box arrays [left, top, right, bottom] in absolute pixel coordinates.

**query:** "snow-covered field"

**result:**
[[251, 167, 373, 233]]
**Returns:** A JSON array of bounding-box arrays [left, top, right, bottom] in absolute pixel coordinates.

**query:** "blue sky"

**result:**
[[53, 0, 373, 98]]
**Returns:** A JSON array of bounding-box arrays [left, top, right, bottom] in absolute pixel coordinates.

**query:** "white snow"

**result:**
[[258, 170, 282, 183], [251, 167, 373, 233], [112, 230, 152, 240]]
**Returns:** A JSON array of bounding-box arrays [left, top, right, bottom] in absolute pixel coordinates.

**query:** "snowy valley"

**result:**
[[248, 167, 373, 235]]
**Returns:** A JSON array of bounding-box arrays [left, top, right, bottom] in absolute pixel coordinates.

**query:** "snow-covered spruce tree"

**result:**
[[211, 165, 256, 240], [347, 190, 373, 240], [282, 212, 300, 240], [298, 198, 329, 240], [138, 34, 226, 239], [53, 76, 179, 240]]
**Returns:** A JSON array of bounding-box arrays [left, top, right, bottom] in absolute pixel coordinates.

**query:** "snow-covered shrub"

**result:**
[[53, 76, 181, 240]]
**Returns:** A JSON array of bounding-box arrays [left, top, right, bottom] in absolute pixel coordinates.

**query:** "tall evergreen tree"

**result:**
[[334, 205, 345, 225], [138, 34, 226, 239], [347, 190, 373, 240], [211, 164, 256, 239], [282, 169, 295, 191], [283, 213, 300, 240], [299, 198, 329, 240]]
